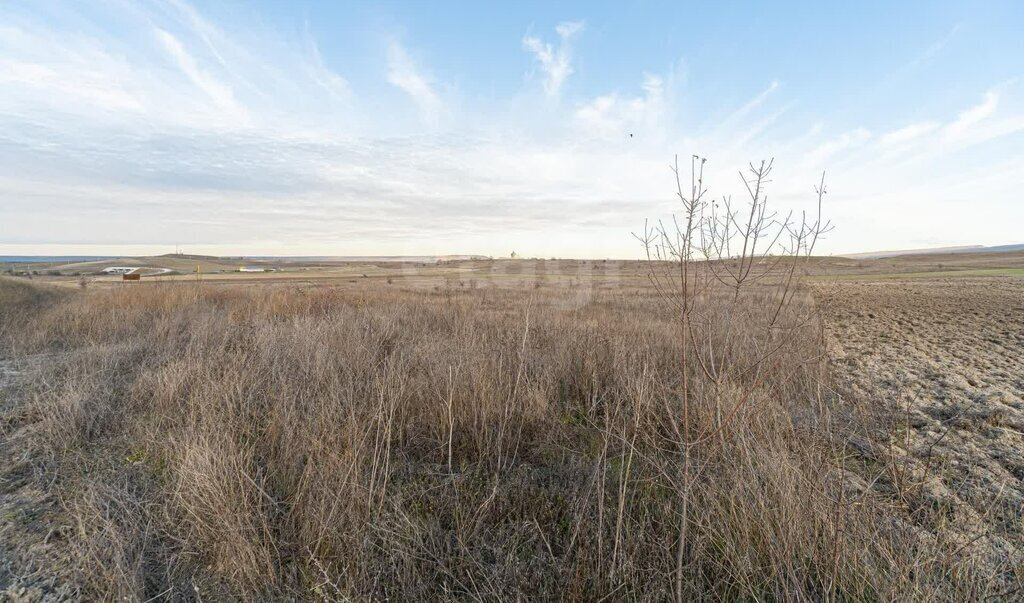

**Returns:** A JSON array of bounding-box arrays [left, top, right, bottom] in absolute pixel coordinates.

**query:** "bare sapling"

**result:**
[[636, 155, 831, 602]]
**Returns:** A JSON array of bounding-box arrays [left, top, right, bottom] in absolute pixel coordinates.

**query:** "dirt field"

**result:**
[[816, 277, 1024, 563]]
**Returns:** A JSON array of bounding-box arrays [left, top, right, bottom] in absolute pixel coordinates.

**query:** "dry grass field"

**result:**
[[0, 255, 1022, 600]]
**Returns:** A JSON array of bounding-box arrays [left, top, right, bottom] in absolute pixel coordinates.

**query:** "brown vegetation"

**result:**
[[0, 270, 1020, 600]]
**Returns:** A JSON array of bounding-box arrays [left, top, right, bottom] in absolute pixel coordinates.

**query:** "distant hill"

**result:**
[[973, 243, 1024, 253], [843, 243, 1024, 260], [0, 256, 115, 263], [1, 253, 495, 275], [239, 255, 491, 263], [155, 253, 223, 261]]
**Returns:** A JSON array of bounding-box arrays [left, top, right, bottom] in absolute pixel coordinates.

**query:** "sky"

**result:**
[[1, 0, 1022, 258]]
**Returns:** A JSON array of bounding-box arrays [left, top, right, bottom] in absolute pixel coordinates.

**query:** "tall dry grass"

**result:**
[[0, 276, 1011, 600]]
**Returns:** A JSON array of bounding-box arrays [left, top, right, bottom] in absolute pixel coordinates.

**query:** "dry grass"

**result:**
[[0, 274, 1018, 600]]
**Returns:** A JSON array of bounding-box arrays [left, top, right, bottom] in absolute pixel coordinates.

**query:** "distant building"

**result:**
[[102, 266, 173, 277], [102, 266, 141, 274]]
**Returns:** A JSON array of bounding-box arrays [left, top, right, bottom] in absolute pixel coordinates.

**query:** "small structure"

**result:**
[[105, 266, 172, 278], [102, 266, 141, 274], [122, 273, 141, 281]]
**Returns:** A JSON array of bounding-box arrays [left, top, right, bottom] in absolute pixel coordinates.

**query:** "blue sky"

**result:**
[[1, 1, 1022, 257]]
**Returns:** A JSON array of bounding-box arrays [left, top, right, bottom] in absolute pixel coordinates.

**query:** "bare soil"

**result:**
[[816, 277, 1024, 567]]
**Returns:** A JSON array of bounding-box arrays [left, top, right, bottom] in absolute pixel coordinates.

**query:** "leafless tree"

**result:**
[[636, 155, 832, 602]]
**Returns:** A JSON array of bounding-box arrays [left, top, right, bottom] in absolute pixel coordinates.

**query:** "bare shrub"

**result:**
[[635, 156, 833, 600]]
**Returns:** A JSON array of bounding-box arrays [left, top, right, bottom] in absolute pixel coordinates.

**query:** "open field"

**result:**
[[6, 248, 1024, 288], [0, 252, 1022, 600]]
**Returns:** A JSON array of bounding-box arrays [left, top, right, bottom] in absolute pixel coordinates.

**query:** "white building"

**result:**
[[101, 267, 141, 274]]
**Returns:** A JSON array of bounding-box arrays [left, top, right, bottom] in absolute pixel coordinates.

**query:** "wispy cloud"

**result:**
[[906, 23, 961, 70], [164, 0, 230, 67], [155, 28, 244, 118], [304, 35, 349, 100], [945, 90, 998, 137], [723, 80, 780, 126], [522, 20, 583, 98], [574, 74, 664, 139], [386, 40, 442, 126], [879, 121, 940, 145], [804, 128, 871, 166], [0, 56, 144, 113]]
